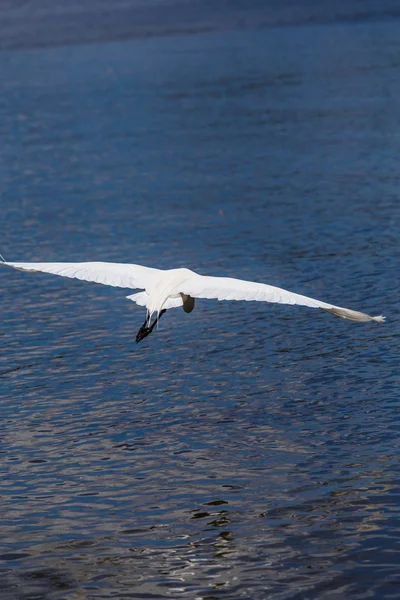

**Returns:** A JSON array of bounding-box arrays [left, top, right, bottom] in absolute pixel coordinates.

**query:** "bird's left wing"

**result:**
[[2, 261, 160, 291], [179, 272, 385, 322]]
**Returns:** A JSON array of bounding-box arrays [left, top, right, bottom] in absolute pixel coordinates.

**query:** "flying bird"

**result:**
[[1, 260, 385, 342]]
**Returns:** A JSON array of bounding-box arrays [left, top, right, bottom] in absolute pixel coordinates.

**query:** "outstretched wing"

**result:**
[[3, 261, 160, 291], [179, 273, 385, 323]]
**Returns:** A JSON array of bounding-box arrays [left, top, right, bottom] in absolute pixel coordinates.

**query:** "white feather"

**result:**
[[127, 291, 183, 310], [4, 261, 160, 291], [2, 261, 385, 324], [179, 272, 385, 322]]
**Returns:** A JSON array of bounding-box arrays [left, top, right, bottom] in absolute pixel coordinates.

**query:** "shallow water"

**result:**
[[1, 2, 399, 599]]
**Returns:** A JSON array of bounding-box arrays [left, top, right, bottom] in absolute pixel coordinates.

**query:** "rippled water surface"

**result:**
[[1, 2, 399, 598]]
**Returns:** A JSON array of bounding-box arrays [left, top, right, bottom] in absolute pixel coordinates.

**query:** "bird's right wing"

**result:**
[[179, 273, 385, 322], [2, 261, 160, 291]]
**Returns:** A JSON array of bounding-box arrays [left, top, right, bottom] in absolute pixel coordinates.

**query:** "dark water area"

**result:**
[[1, 1, 400, 598], [3, 0, 400, 50]]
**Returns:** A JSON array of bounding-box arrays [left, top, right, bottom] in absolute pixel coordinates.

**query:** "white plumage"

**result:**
[[2, 260, 385, 342]]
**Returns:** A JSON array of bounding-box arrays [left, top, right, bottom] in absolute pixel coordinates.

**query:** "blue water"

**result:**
[[1, 2, 399, 598]]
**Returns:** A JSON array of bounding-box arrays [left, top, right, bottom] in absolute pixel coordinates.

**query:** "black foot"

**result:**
[[136, 324, 151, 343], [136, 309, 167, 344]]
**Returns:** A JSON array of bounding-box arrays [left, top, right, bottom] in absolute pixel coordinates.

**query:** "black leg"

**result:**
[[136, 309, 167, 343], [136, 318, 150, 343]]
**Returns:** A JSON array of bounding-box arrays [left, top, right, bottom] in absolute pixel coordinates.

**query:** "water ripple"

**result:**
[[1, 7, 400, 600]]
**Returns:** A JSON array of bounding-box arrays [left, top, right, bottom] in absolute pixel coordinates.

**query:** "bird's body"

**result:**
[[1, 260, 385, 342]]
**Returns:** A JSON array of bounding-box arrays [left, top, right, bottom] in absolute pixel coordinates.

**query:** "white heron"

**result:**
[[1, 260, 385, 342]]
